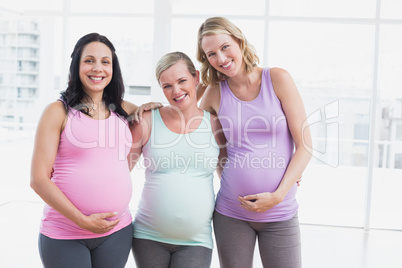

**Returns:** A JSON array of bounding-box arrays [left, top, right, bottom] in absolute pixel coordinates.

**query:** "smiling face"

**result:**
[[79, 41, 113, 96], [159, 60, 199, 110], [201, 33, 244, 78]]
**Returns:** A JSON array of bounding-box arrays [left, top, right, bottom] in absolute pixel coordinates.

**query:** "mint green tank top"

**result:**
[[133, 108, 219, 249]]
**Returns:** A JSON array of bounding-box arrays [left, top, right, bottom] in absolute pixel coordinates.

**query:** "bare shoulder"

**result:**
[[46, 100, 65, 111], [132, 110, 152, 141], [205, 84, 221, 99], [131, 110, 152, 129], [270, 67, 297, 100], [37, 101, 67, 132], [141, 110, 152, 126], [270, 67, 293, 83], [42, 101, 66, 121], [122, 100, 139, 115], [200, 84, 221, 115]]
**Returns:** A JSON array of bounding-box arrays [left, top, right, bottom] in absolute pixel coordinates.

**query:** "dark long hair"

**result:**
[[60, 33, 129, 119]]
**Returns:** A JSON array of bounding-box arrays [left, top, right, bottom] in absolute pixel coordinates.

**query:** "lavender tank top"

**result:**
[[216, 68, 298, 222]]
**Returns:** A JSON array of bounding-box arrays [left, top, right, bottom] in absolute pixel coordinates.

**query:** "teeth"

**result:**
[[175, 94, 186, 101], [222, 61, 231, 68], [90, 76, 103, 81]]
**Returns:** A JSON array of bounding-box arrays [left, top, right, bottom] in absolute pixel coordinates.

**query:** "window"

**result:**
[[394, 154, 402, 169], [370, 21, 402, 229], [269, 0, 377, 18]]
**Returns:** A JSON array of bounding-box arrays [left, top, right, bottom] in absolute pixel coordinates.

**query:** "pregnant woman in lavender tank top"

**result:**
[[197, 17, 312, 268]]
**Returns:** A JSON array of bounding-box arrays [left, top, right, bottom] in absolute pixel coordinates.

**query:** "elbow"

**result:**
[[295, 137, 313, 163], [30, 175, 40, 193], [300, 142, 313, 162], [30, 172, 48, 194], [305, 149, 313, 163], [301, 130, 313, 160]]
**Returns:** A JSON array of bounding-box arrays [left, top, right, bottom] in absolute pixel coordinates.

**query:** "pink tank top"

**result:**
[[216, 68, 298, 222], [40, 106, 133, 239]]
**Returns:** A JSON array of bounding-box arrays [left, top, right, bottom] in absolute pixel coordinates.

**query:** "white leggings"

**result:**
[[213, 211, 301, 268]]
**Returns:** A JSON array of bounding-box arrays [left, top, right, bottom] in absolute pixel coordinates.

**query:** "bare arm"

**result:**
[[128, 110, 152, 171], [196, 83, 208, 102], [30, 102, 120, 233], [271, 68, 312, 198], [210, 114, 227, 178], [239, 68, 312, 212], [122, 100, 139, 117], [199, 84, 221, 115]]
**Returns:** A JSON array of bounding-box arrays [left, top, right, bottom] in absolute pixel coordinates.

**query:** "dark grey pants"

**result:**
[[38, 224, 133, 268], [213, 211, 301, 268], [132, 238, 212, 268]]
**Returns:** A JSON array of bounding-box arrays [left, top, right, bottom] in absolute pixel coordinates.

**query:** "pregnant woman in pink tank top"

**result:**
[[197, 17, 312, 268], [30, 33, 160, 268]]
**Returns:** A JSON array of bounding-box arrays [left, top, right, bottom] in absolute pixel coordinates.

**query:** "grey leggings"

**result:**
[[132, 238, 212, 268], [39, 224, 133, 268], [213, 211, 301, 268]]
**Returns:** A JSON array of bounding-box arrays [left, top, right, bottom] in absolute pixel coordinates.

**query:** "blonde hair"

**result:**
[[155, 51, 197, 83], [196, 17, 260, 86]]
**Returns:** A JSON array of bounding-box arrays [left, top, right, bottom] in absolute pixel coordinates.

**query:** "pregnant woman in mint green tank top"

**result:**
[[128, 52, 226, 268]]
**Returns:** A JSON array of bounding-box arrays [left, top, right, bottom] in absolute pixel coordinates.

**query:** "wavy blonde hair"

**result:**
[[196, 17, 259, 86]]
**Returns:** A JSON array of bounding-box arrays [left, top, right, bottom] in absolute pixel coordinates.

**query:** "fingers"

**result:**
[[134, 102, 163, 123], [238, 196, 257, 212], [241, 194, 258, 201], [137, 106, 145, 122], [85, 212, 120, 234], [133, 107, 142, 123], [104, 219, 120, 231], [93, 219, 120, 234], [133, 104, 147, 123], [133, 109, 140, 123], [98, 211, 118, 219]]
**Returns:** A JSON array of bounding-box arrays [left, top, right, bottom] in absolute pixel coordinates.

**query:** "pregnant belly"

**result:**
[[221, 164, 286, 197], [58, 173, 132, 220], [141, 176, 215, 240]]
